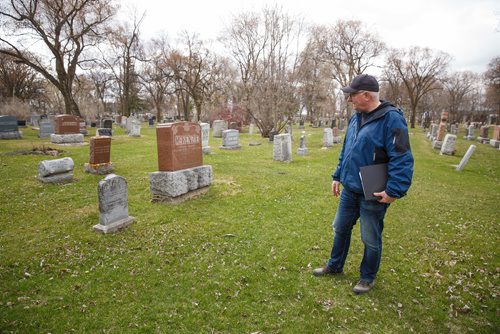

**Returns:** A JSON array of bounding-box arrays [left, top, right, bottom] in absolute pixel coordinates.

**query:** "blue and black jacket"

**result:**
[[332, 101, 414, 198]]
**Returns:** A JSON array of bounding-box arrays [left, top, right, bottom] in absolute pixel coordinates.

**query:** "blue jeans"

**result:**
[[327, 188, 389, 283]]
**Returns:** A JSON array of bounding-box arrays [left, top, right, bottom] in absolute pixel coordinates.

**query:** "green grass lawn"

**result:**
[[0, 124, 498, 333]]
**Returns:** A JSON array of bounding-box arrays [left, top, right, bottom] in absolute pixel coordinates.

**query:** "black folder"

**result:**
[[359, 163, 388, 201]]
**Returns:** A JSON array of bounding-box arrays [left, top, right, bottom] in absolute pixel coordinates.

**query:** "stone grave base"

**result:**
[[93, 216, 134, 234], [219, 145, 241, 150], [149, 165, 212, 203], [0, 131, 22, 139], [464, 136, 475, 141], [490, 140, 500, 148], [38, 172, 73, 184], [85, 162, 114, 175], [50, 133, 84, 144], [477, 137, 489, 144], [151, 186, 209, 204], [432, 140, 443, 149], [297, 148, 308, 156], [249, 142, 261, 146]]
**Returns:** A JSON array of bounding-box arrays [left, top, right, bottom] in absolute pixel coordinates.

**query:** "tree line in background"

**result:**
[[0, 0, 499, 136]]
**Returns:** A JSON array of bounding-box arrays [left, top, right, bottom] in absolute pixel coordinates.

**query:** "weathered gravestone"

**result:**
[[200, 122, 211, 154], [93, 174, 134, 233], [97, 128, 112, 137], [150, 122, 212, 203], [455, 145, 476, 171], [0, 115, 22, 139], [273, 133, 292, 162], [103, 119, 113, 129], [220, 129, 241, 150], [477, 126, 489, 144], [51, 115, 84, 144], [433, 111, 448, 149], [428, 123, 438, 140], [38, 157, 74, 183], [249, 123, 255, 135], [490, 125, 500, 148], [212, 120, 228, 138], [440, 134, 457, 155], [128, 119, 141, 137], [297, 135, 308, 156], [85, 136, 113, 174], [332, 127, 342, 144], [323, 128, 333, 148], [38, 120, 55, 138], [148, 118, 155, 127], [465, 125, 475, 141]]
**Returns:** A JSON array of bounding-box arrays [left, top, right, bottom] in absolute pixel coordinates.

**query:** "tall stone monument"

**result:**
[[432, 111, 448, 149], [150, 122, 212, 203]]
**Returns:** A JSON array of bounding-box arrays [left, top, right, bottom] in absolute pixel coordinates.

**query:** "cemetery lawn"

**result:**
[[0, 125, 498, 333]]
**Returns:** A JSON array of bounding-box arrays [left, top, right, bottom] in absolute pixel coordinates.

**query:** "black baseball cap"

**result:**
[[341, 74, 379, 93]]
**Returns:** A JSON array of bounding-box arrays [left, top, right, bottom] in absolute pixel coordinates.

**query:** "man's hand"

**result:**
[[373, 191, 396, 204], [332, 181, 341, 197]]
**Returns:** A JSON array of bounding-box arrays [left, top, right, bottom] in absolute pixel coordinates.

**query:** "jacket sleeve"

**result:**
[[332, 121, 350, 181], [384, 112, 414, 198]]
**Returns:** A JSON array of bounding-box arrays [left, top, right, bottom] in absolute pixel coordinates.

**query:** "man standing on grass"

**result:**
[[313, 74, 414, 294]]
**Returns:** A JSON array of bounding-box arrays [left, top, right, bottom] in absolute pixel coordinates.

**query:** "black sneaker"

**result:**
[[312, 266, 343, 277], [352, 280, 375, 294]]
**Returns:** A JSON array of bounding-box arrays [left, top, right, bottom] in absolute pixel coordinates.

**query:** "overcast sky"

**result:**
[[123, 0, 500, 74]]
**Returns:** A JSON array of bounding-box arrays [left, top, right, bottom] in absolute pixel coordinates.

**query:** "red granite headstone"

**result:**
[[156, 122, 202, 171], [493, 126, 500, 141], [54, 115, 80, 134], [89, 136, 111, 164]]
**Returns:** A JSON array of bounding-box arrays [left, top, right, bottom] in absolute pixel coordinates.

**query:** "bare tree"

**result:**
[[484, 56, 500, 124], [384, 47, 451, 128], [310, 20, 385, 119], [0, 53, 44, 102], [221, 6, 303, 137], [87, 65, 113, 119], [101, 12, 144, 117], [139, 35, 174, 121], [0, 0, 116, 117], [442, 71, 478, 123]]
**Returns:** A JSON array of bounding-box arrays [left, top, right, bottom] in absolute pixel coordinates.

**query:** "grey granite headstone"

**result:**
[[273, 133, 292, 162], [297, 135, 308, 156], [212, 120, 228, 138], [38, 157, 74, 183], [97, 128, 113, 137], [38, 121, 55, 138], [323, 128, 333, 148], [128, 120, 141, 137], [200, 122, 210, 154], [440, 134, 457, 155], [220, 129, 241, 150], [0, 115, 22, 139], [455, 145, 476, 171], [93, 174, 134, 233]]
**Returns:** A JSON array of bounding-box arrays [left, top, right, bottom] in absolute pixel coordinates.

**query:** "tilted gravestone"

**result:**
[[93, 174, 134, 233], [38, 157, 74, 183], [456, 145, 476, 171], [150, 122, 212, 203], [0, 115, 22, 139]]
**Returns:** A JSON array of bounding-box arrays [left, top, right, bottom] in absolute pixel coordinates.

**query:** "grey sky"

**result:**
[[124, 0, 500, 73]]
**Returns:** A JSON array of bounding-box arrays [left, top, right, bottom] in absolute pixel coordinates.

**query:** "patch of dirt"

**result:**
[[6, 145, 65, 157]]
